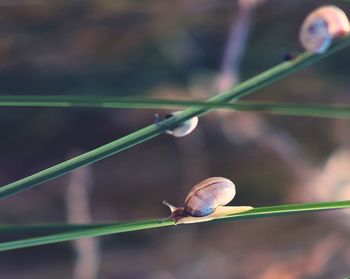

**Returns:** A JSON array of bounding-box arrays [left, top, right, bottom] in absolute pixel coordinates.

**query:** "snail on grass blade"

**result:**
[[161, 177, 253, 224], [300, 5, 350, 54], [155, 111, 199, 137]]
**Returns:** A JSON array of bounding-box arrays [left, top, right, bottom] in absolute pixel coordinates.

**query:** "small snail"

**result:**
[[162, 177, 253, 224], [299, 5, 350, 54], [155, 111, 199, 137]]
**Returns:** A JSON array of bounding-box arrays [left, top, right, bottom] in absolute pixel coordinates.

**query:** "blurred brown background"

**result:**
[[0, 0, 350, 278]]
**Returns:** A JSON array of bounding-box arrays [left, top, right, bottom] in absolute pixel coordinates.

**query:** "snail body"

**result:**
[[162, 177, 253, 224], [299, 5, 350, 54]]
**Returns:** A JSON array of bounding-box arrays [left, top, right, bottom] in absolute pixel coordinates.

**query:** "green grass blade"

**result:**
[[0, 200, 349, 251], [233, 102, 350, 119], [0, 95, 349, 119], [0, 34, 350, 199], [0, 223, 114, 234]]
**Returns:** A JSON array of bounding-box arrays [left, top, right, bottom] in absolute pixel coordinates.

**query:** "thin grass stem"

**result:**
[[0, 96, 349, 119], [0, 34, 349, 199], [0, 199, 349, 251]]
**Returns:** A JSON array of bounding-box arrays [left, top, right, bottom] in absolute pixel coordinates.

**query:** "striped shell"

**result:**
[[165, 111, 198, 137], [299, 5, 350, 54], [184, 177, 236, 217]]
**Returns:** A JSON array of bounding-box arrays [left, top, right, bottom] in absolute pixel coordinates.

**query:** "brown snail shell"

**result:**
[[184, 177, 236, 216]]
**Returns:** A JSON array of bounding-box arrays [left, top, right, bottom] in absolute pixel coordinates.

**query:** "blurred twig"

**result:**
[[217, 0, 314, 180], [66, 155, 100, 279], [217, 0, 259, 91]]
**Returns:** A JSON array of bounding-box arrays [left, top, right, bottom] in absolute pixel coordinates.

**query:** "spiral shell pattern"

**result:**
[[300, 5, 350, 53], [184, 177, 236, 217]]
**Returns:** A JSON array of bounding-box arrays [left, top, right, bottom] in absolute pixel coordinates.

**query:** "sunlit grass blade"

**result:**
[[0, 95, 349, 119], [0, 200, 350, 251], [0, 34, 349, 199]]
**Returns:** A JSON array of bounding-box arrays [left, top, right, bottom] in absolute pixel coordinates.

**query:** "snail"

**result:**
[[162, 177, 253, 224], [155, 111, 199, 137], [299, 5, 350, 54]]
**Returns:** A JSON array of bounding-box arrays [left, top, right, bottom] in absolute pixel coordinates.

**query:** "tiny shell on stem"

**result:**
[[299, 5, 350, 54], [164, 111, 199, 137]]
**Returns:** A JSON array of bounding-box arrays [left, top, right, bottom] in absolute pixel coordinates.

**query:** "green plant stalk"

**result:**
[[235, 103, 350, 119], [0, 96, 349, 119], [1, 34, 350, 199], [0, 223, 113, 234], [0, 199, 350, 251]]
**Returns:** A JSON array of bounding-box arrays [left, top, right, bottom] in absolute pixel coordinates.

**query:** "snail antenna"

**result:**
[[162, 200, 176, 213], [159, 200, 177, 224], [154, 113, 162, 126]]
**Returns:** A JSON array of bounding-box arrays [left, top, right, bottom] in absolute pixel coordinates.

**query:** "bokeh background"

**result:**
[[0, 0, 350, 278]]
